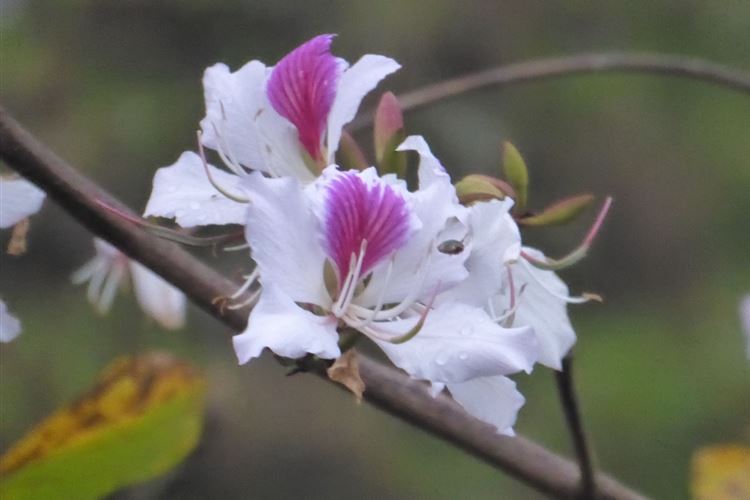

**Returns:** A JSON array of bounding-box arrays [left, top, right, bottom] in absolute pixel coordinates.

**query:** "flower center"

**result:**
[[267, 34, 340, 162], [323, 172, 410, 290]]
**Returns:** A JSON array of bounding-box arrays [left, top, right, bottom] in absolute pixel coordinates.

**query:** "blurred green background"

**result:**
[[2, 1, 749, 498]]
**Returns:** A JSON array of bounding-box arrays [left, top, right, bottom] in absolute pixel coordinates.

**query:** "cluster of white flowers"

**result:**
[[143, 34, 589, 435]]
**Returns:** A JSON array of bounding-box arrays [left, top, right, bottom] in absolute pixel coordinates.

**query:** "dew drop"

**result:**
[[458, 352, 469, 361], [435, 355, 448, 366]]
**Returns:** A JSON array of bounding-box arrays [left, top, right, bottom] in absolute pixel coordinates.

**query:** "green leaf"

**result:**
[[0, 352, 206, 500], [519, 194, 595, 227], [501, 141, 529, 212]]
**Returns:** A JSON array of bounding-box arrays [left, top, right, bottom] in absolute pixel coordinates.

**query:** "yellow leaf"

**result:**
[[0, 352, 206, 500], [692, 445, 750, 500]]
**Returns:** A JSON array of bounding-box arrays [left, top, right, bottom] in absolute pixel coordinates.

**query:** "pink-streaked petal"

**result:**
[[357, 138, 467, 307], [0, 300, 22, 343], [0, 177, 45, 229], [200, 61, 268, 171], [267, 34, 340, 161], [232, 282, 340, 363], [504, 247, 577, 370], [326, 54, 401, 163], [129, 261, 187, 330], [372, 303, 538, 384], [242, 172, 330, 306], [144, 152, 248, 228], [447, 376, 525, 436], [323, 171, 411, 283]]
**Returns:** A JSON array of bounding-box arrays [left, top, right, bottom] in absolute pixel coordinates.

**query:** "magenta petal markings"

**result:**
[[323, 173, 410, 286], [267, 34, 341, 161]]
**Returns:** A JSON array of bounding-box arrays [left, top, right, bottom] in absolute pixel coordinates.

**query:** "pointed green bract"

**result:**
[[455, 174, 513, 204], [0, 353, 206, 500], [519, 194, 595, 227], [501, 141, 529, 212]]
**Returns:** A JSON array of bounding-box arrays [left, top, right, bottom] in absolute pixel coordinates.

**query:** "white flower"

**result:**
[[232, 135, 538, 434], [144, 34, 399, 228], [0, 176, 45, 229], [740, 295, 750, 360], [0, 300, 22, 343], [1, 175, 45, 342], [72, 239, 186, 330]]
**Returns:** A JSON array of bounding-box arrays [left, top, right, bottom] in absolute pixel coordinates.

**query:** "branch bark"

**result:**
[[0, 106, 646, 500], [351, 52, 750, 130]]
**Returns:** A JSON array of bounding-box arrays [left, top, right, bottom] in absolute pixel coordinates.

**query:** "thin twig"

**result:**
[[556, 355, 598, 499], [0, 106, 646, 500], [351, 52, 750, 130]]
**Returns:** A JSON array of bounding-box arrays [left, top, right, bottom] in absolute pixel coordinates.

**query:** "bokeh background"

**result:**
[[2, 1, 749, 498]]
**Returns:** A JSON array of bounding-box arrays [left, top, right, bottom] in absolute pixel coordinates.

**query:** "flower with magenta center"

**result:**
[[144, 34, 399, 228], [232, 136, 539, 434]]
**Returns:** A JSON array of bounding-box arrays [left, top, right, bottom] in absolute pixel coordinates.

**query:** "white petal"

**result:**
[[232, 282, 340, 363], [372, 303, 538, 384], [326, 54, 400, 163], [254, 100, 315, 181], [443, 199, 521, 307], [0, 300, 22, 343], [243, 172, 330, 306], [129, 261, 187, 330], [397, 135, 452, 190], [447, 375, 525, 436], [143, 151, 248, 227], [506, 247, 577, 370], [200, 61, 268, 171], [0, 177, 45, 228], [740, 295, 750, 361]]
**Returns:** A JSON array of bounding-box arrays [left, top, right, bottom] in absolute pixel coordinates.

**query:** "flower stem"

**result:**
[[555, 354, 598, 499]]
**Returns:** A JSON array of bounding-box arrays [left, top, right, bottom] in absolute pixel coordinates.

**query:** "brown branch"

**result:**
[[0, 106, 647, 500], [351, 52, 750, 130], [556, 355, 598, 499]]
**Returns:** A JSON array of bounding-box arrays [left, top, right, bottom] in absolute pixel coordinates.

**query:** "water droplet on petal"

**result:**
[[435, 354, 448, 366], [458, 352, 469, 361]]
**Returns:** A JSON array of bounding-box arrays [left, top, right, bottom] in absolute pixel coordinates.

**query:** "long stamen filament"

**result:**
[[197, 131, 249, 203], [524, 196, 613, 271], [519, 258, 601, 304], [344, 259, 394, 329], [230, 268, 260, 300]]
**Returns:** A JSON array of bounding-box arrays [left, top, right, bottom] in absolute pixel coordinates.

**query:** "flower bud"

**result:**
[[501, 141, 529, 212], [374, 92, 406, 176], [455, 174, 515, 204]]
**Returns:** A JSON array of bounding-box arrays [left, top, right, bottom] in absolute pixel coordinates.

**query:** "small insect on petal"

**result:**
[[437, 239, 465, 255]]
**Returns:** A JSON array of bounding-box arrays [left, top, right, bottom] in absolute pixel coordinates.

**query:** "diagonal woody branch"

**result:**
[[0, 106, 646, 500]]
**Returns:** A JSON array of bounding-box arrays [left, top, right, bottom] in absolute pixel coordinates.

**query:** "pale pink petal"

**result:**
[[242, 172, 329, 306], [372, 303, 538, 384], [0, 177, 45, 228], [447, 375, 525, 436], [129, 261, 186, 330], [507, 247, 577, 370], [0, 300, 22, 343], [232, 282, 340, 363], [326, 54, 400, 163], [200, 61, 268, 171], [143, 151, 248, 227]]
